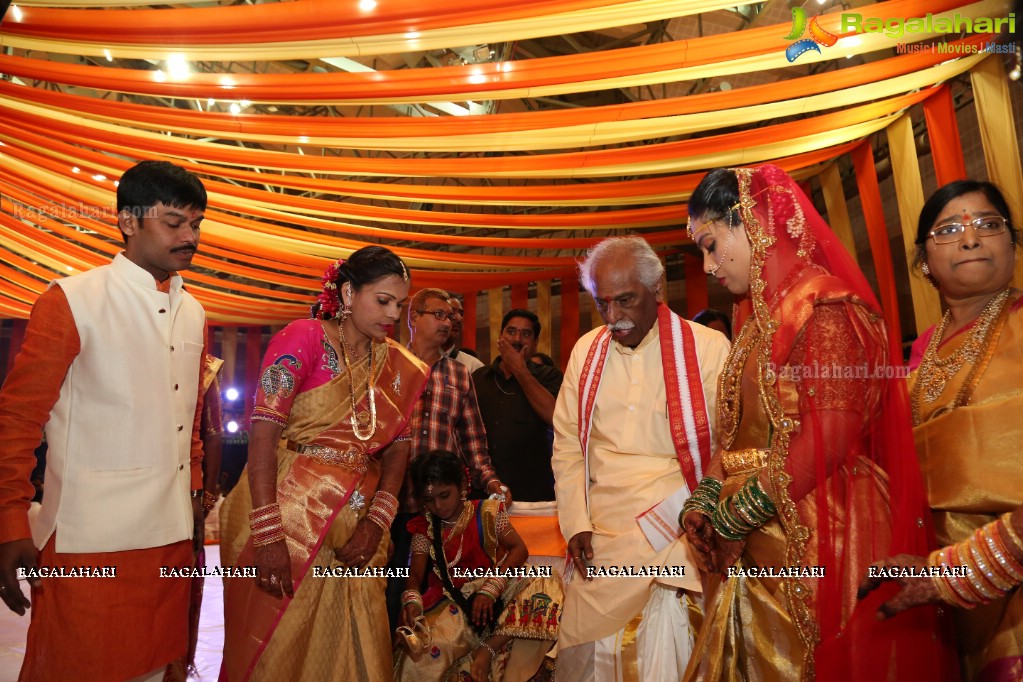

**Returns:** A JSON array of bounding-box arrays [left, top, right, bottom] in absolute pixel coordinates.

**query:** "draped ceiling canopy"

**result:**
[[0, 0, 1013, 322]]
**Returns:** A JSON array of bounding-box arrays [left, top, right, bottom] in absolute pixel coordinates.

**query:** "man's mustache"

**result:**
[[607, 321, 635, 332], [172, 245, 196, 254]]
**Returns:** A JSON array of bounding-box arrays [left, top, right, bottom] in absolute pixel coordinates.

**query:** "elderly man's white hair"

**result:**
[[578, 236, 664, 297]]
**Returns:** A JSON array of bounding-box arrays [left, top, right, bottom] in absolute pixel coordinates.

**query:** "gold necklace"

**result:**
[[911, 288, 1011, 426], [717, 317, 760, 450], [338, 318, 377, 441]]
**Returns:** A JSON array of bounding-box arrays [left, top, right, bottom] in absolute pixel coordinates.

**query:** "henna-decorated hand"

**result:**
[[335, 518, 383, 569], [254, 539, 294, 599], [714, 537, 746, 579], [857, 553, 942, 619], [682, 511, 717, 574]]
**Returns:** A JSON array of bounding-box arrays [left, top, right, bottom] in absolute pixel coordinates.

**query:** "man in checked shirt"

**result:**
[[385, 287, 511, 629]]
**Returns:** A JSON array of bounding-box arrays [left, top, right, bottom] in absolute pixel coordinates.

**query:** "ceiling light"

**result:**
[[153, 70, 167, 83], [71, 166, 80, 173], [229, 102, 241, 115], [103, 49, 113, 62], [11, 5, 23, 21], [92, 174, 106, 181], [219, 76, 236, 89], [166, 53, 190, 81], [358, 0, 377, 10], [207, 98, 215, 107]]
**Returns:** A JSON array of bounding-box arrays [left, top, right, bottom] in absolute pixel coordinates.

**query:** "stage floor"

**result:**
[[0, 545, 227, 681]]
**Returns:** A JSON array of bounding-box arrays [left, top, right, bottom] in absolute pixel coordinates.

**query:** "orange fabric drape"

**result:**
[[0, 41, 981, 141], [922, 84, 967, 186], [511, 283, 528, 311], [245, 326, 262, 423], [559, 276, 580, 370], [684, 254, 708, 320], [4, 0, 651, 44], [0, 90, 917, 178], [462, 291, 478, 352], [851, 141, 902, 345]]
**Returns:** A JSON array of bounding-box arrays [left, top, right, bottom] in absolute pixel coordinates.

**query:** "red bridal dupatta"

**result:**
[[220, 337, 427, 681], [687, 165, 956, 681]]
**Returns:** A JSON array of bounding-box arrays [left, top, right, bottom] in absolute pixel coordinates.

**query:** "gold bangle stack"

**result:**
[[478, 576, 507, 602], [250, 502, 285, 547], [367, 490, 399, 532], [929, 517, 1023, 609]]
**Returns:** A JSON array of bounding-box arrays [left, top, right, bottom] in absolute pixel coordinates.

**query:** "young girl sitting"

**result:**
[[394, 449, 561, 682]]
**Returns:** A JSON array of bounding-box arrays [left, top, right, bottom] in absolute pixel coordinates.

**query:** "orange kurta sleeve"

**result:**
[[0, 285, 81, 544]]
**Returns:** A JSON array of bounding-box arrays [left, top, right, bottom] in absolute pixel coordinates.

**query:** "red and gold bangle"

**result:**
[[949, 543, 993, 604], [367, 491, 398, 531], [984, 522, 1023, 583], [1000, 513, 1023, 555], [970, 530, 1016, 593], [929, 549, 973, 608]]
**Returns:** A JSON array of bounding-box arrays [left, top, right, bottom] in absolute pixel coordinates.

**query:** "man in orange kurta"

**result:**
[[0, 160, 209, 682]]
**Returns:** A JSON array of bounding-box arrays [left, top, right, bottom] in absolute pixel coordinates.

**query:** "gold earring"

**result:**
[[921, 262, 930, 275]]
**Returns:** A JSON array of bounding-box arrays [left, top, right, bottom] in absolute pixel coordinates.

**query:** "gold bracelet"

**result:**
[[1000, 513, 1023, 554]]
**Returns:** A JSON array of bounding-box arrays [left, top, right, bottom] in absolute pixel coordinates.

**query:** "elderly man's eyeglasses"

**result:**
[[929, 216, 1008, 244], [416, 309, 458, 321]]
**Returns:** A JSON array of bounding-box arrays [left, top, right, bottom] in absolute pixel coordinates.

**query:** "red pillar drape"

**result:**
[[852, 141, 903, 345], [511, 283, 528, 311], [684, 254, 708, 319], [923, 84, 967, 187], [245, 326, 262, 424], [559, 276, 579, 371], [6, 319, 27, 375], [462, 291, 478, 351]]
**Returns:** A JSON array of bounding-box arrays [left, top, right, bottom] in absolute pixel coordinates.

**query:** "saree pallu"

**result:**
[[683, 449, 889, 682], [220, 340, 428, 682], [687, 284, 952, 682], [912, 295, 1023, 682]]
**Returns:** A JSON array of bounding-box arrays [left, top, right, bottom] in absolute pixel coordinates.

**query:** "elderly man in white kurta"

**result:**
[[553, 236, 729, 682]]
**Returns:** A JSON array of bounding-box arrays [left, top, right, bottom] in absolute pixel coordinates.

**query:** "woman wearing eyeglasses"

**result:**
[[859, 180, 1023, 681]]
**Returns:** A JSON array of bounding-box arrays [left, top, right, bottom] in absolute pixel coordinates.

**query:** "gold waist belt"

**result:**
[[286, 440, 368, 474], [722, 448, 768, 477]]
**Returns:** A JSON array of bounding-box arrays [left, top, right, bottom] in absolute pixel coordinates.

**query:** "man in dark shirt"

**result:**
[[472, 309, 563, 502]]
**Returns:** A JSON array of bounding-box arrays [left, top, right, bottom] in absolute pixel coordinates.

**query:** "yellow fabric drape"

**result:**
[[1, 0, 748, 62], [970, 54, 1023, 287], [1, 58, 981, 153], [885, 114, 942, 334], [819, 162, 856, 259]]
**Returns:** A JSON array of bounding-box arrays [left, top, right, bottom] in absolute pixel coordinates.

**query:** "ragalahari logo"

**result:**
[[784, 7, 839, 62]]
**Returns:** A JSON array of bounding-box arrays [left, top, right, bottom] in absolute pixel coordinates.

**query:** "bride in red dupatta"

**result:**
[[681, 164, 957, 681]]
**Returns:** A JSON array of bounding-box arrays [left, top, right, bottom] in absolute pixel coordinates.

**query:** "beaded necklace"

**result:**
[[911, 288, 1011, 426]]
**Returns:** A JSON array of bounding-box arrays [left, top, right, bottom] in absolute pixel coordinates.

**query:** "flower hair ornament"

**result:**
[[313, 258, 345, 320]]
